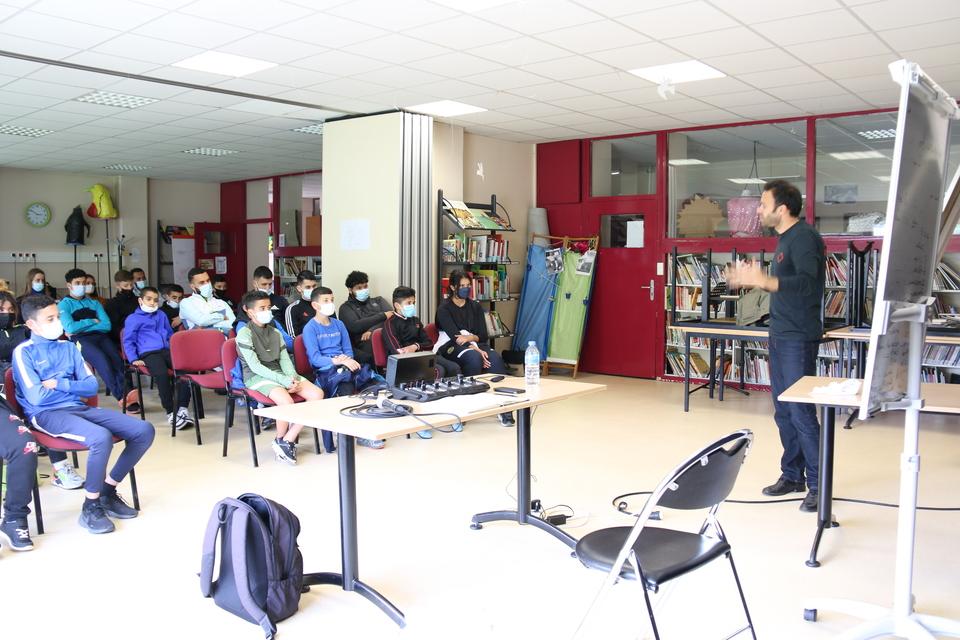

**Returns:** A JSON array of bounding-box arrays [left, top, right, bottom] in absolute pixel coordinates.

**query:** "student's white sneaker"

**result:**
[[52, 460, 84, 490], [176, 406, 195, 428], [168, 411, 191, 430]]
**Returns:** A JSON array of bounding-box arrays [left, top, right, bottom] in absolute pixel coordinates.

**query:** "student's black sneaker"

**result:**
[[261, 417, 277, 431], [79, 501, 115, 534], [497, 412, 515, 427], [800, 490, 819, 513], [100, 491, 138, 519], [272, 438, 297, 465], [0, 518, 34, 551]]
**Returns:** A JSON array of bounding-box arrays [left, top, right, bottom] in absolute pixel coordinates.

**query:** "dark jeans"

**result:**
[[141, 349, 191, 414], [769, 336, 821, 491], [73, 333, 125, 400], [0, 407, 38, 520], [457, 347, 508, 376]]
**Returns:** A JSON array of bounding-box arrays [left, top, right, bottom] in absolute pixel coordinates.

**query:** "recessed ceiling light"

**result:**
[[292, 123, 324, 135], [610, 170, 621, 175], [857, 129, 897, 140], [829, 150, 885, 160], [669, 158, 710, 166], [182, 147, 239, 157], [628, 60, 725, 85], [173, 51, 276, 77], [76, 91, 158, 109], [103, 163, 151, 172], [875, 175, 891, 182], [0, 124, 53, 137], [727, 178, 767, 185], [407, 100, 486, 117]]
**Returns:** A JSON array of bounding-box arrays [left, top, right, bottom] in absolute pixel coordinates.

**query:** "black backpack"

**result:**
[[200, 494, 304, 638]]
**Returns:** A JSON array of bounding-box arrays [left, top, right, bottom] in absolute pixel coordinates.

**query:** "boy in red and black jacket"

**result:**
[[382, 286, 460, 378]]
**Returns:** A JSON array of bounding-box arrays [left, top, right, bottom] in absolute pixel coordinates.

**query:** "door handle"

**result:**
[[639, 278, 655, 301]]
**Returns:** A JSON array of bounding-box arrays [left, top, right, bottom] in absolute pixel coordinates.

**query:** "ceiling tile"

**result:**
[[492, 118, 550, 133], [577, 0, 680, 18], [0, 90, 61, 108], [738, 65, 826, 89], [41, 100, 126, 117], [468, 37, 572, 66], [536, 19, 648, 54], [0, 104, 35, 118], [790, 94, 869, 113], [643, 97, 718, 115], [605, 85, 676, 104], [589, 104, 658, 120], [242, 65, 338, 89], [364, 89, 440, 107], [677, 109, 744, 125], [0, 10, 119, 49], [812, 54, 900, 80], [704, 48, 802, 75], [212, 78, 293, 96], [402, 14, 518, 48], [292, 50, 387, 76], [524, 125, 586, 140], [785, 33, 893, 64], [457, 91, 533, 110], [474, 0, 600, 35], [851, 0, 960, 31], [413, 78, 490, 99], [147, 65, 232, 86], [620, 1, 739, 39], [132, 12, 253, 48], [508, 82, 590, 101], [837, 73, 897, 93], [552, 93, 626, 111], [407, 52, 505, 78], [269, 13, 388, 48], [4, 78, 90, 100], [766, 81, 848, 101], [729, 102, 806, 119], [611, 115, 686, 131], [101, 79, 188, 99], [0, 33, 80, 60], [535, 112, 608, 127], [91, 34, 204, 65], [29, 0, 166, 30], [498, 102, 575, 119], [520, 56, 615, 81], [306, 77, 392, 98], [853, 88, 899, 107], [755, 9, 867, 46], [179, 0, 313, 30], [351, 66, 445, 89], [462, 68, 551, 91], [698, 89, 780, 108], [560, 119, 627, 134], [0, 4, 18, 20], [672, 77, 754, 98], [327, 0, 457, 31], [587, 41, 689, 70], [900, 43, 960, 69], [448, 110, 532, 125], [665, 26, 774, 58], [709, 0, 843, 24], [219, 33, 328, 65], [62, 51, 161, 75], [565, 71, 654, 93], [344, 34, 451, 64]]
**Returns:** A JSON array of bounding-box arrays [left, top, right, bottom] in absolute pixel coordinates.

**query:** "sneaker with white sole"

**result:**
[[52, 461, 84, 490], [272, 438, 297, 465], [357, 438, 386, 449], [0, 518, 34, 551], [497, 412, 515, 427], [177, 406, 195, 427]]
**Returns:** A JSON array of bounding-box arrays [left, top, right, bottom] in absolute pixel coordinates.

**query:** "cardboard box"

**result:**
[[305, 215, 322, 247]]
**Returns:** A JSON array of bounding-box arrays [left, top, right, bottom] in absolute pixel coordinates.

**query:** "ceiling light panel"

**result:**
[[291, 123, 325, 135], [76, 91, 159, 108], [0, 124, 54, 137], [857, 128, 897, 140], [669, 158, 710, 166], [829, 150, 885, 160], [629, 60, 726, 84], [407, 100, 486, 117], [182, 147, 239, 156], [173, 52, 276, 77], [103, 163, 151, 172], [727, 178, 766, 184]]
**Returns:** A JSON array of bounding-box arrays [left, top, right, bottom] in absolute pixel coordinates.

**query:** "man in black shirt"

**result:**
[[284, 270, 318, 337], [235, 266, 288, 325], [726, 180, 825, 513], [338, 270, 392, 366]]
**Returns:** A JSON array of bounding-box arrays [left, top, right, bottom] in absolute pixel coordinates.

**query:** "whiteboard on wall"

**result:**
[[171, 237, 195, 289]]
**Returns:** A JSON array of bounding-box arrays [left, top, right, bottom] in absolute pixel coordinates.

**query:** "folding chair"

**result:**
[[574, 429, 756, 640], [292, 335, 334, 453], [424, 322, 439, 345], [118, 329, 147, 421], [170, 329, 225, 445], [371, 327, 387, 370]]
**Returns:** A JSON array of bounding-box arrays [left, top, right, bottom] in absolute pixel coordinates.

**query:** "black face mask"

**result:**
[[0, 313, 11, 329]]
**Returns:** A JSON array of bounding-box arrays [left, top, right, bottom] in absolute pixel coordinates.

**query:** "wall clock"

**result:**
[[25, 202, 52, 228]]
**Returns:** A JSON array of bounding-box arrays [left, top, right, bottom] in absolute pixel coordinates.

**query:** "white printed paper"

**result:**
[[340, 219, 370, 251], [215, 256, 227, 274], [626, 220, 645, 248]]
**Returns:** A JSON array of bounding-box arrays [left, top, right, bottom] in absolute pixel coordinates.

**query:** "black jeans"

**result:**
[[0, 406, 38, 520], [141, 349, 191, 414], [457, 347, 508, 376], [73, 332, 125, 400], [769, 336, 821, 491]]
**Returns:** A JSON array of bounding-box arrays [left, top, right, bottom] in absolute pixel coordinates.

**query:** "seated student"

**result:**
[[123, 286, 194, 431], [435, 270, 513, 426], [160, 284, 185, 331], [283, 270, 318, 338], [237, 266, 287, 325], [303, 287, 383, 449], [104, 269, 139, 344], [16, 268, 53, 323], [14, 295, 155, 534], [0, 292, 84, 491], [236, 291, 323, 465], [58, 268, 132, 411], [84, 273, 102, 303], [0, 396, 39, 551], [179, 268, 235, 333], [383, 286, 460, 378], [212, 274, 236, 307], [338, 270, 391, 367], [130, 268, 148, 294]]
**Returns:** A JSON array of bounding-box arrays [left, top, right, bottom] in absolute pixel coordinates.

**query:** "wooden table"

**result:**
[[669, 324, 769, 411], [256, 376, 606, 627], [824, 325, 960, 379], [778, 376, 960, 568]]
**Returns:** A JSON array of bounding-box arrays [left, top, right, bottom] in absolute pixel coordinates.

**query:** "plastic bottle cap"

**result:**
[[529, 341, 535, 346]]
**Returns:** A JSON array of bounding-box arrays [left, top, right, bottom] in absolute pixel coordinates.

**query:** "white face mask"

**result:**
[[166, 299, 180, 309], [37, 318, 63, 341], [140, 303, 158, 314], [254, 309, 273, 325], [319, 302, 335, 317], [198, 283, 213, 298], [70, 284, 86, 298], [301, 287, 314, 301], [32, 281, 45, 293], [84, 284, 95, 294]]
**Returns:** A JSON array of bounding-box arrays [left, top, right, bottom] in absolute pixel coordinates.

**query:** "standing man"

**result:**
[[725, 180, 825, 513]]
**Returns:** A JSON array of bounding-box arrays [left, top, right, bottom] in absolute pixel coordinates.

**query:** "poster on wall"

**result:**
[[198, 258, 214, 270], [215, 256, 227, 274], [340, 219, 370, 251]]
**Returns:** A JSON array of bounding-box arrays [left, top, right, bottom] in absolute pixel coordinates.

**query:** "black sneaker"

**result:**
[[79, 501, 115, 534], [800, 490, 819, 513], [0, 518, 34, 551], [261, 417, 277, 431], [100, 491, 138, 519], [272, 438, 297, 465], [497, 412, 515, 427], [761, 477, 807, 496]]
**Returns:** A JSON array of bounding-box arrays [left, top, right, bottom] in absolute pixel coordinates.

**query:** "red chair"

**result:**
[[371, 327, 387, 369], [3, 368, 140, 534], [424, 322, 439, 345], [170, 329, 226, 446], [221, 339, 315, 467], [118, 329, 147, 421], [293, 335, 334, 453]]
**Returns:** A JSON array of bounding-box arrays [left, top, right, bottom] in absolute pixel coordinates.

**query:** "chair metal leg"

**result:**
[[129, 467, 140, 511], [223, 396, 235, 458], [727, 552, 757, 640], [32, 476, 44, 535], [135, 370, 145, 421], [244, 398, 259, 468], [71, 451, 79, 467], [191, 384, 203, 446], [196, 387, 206, 419], [638, 567, 662, 640], [313, 428, 321, 454]]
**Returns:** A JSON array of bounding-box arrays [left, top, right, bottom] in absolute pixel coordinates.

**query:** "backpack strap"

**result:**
[[199, 500, 232, 598], [230, 508, 278, 639]]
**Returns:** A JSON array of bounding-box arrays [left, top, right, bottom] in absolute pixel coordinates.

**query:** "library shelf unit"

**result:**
[[273, 246, 321, 299]]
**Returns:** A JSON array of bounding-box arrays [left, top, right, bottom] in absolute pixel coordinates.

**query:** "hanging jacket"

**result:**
[[64, 205, 91, 246], [12, 336, 98, 419]]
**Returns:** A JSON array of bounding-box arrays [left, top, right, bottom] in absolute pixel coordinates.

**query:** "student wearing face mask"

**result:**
[[160, 284, 184, 331], [84, 274, 101, 302], [338, 270, 392, 367], [57, 268, 132, 412], [13, 295, 155, 535], [303, 287, 382, 449], [211, 275, 235, 307], [16, 269, 54, 323], [283, 270, 319, 338], [237, 266, 288, 326], [383, 286, 460, 378], [130, 268, 148, 293], [122, 287, 194, 431], [235, 291, 324, 465], [105, 269, 139, 344], [179, 268, 235, 333]]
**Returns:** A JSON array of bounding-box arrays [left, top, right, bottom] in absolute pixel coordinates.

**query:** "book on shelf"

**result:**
[[824, 290, 847, 318], [443, 199, 507, 230], [483, 310, 510, 337], [825, 254, 849, 287], [934, 262, 960, 290], [279, 257, 307, 277]]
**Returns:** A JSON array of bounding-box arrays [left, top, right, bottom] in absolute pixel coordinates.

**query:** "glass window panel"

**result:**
[[668, 122, 806, 238], [815, 112, 960, 236], [591, 135, 657, 197]]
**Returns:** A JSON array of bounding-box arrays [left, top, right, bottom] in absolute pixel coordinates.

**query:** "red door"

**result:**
[[579, 197, 662, 378], [194, 223, 247, 296]]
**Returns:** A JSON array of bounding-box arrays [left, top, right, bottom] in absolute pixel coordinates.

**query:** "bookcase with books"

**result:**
[[274, 255, 321, 299], [437, 189, 518, 347]]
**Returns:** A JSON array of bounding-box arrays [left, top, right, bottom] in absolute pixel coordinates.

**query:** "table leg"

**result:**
[[807, 406, 839, 568], [684, 332, 691, 412], [708, 338, 717, 399], [302, 433, 406, 627], [471, 407, 578, 549], [719, 340, 726, 402]]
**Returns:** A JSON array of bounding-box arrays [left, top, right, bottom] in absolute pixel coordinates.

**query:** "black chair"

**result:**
[[574, 429, 756, 640]]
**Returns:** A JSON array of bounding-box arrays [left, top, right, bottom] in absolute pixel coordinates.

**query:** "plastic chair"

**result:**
[[424, 322, 439, 345], [573, 430, 756, 640], [118, 329, 148, 421], [371, 327, 387, 369], [3, 368, 141, 534], [170, 329, 226, 445], [292, 335, 335, 453]]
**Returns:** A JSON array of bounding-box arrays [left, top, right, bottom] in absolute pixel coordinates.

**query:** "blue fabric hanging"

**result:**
[[512, 244, 556, 353]]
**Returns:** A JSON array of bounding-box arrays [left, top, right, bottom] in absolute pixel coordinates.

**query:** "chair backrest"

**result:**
[[118, 328, 130, 364], [170, 329, 225, 372], [4, 365, 97, 418], [655, 430, 753, 511], [424, 322, 439, 345], [221, 339, 239, 387], [371, 327, 386, 368], [292, 335, 312, 378]]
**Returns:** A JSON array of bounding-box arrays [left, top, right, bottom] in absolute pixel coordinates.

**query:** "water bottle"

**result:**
[[524, 341, 540, 386]]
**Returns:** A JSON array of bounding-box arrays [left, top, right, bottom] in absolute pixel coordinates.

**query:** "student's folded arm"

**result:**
[[13, 348, 59, 406]]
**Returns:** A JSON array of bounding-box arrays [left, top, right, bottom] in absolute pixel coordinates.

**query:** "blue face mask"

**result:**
[[70, 284, 86, 298], [401, 303, 416, 319], [198, 283, 213, 298], [354, 288, 370, 302], [32, 281, 44, 293], [134, 280, 147, 290], [457, 286, 471, 300]]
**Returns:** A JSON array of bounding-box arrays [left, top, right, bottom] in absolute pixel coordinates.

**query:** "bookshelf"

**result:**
[[437, 189, 518, 346], [273, 253, 321, 299]]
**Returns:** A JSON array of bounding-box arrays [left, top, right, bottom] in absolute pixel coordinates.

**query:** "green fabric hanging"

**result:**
[[547, 250, 594, 364]]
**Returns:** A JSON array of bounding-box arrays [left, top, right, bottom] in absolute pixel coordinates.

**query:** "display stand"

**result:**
[[803, 59, 960, 640]]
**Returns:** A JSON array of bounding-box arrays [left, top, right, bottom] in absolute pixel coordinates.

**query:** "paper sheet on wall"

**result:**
[[340, 219, 370, 251], [626, 220, 645, 248], [215, 256, 227, 274]]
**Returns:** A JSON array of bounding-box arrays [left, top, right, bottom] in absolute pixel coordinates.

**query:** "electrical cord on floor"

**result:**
[[612, 491, 960, 514]]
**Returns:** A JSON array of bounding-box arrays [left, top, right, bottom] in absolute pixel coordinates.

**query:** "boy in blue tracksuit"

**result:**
[[122, 286, 193, 431], [14, 295, 154, 535], [57, 267, 127, 407]]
